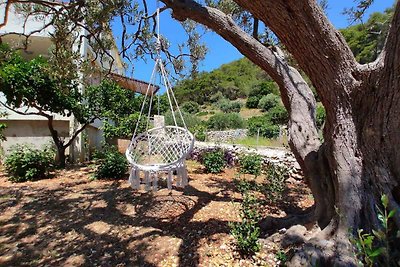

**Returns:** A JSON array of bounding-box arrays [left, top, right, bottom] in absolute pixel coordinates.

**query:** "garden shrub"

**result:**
[[247, 116, 280, 138], [230, 193, 261, 255], [95, 146, 128, 179], [217, 98, 242, 113], [263, 164, 288, 201], [258, 94, 279, 111], [207, 113, 245, 130], [239, 154, 263, 176], [266, 105, 289, 125], [245, 96, 260, 109], [202, 149, 225, 173], [5, 144, 55, 182], [181, 101, 200, 114]]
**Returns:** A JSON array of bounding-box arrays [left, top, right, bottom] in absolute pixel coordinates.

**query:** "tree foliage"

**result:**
[[341, 7, 394, 64]]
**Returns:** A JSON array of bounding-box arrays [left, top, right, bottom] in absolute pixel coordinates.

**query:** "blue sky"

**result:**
[[115, 0, 396, 82]]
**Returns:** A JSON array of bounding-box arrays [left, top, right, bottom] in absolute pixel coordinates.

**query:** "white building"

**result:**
[[0, 3, 157, 161]]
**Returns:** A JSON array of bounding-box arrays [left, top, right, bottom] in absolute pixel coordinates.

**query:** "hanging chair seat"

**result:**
[[126, 126, 194, 172]]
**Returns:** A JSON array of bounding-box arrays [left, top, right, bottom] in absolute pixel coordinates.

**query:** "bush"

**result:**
[[239, 154, 262, 176], [249, 81, 279, 97], [230, 193, 261, 255], [202, 149, 225, 173], [247, 116, 280, 138], [95, 147, 128, 179], [263, 164, 288, 201], [181, 101, 200, 114], [217, 98, 242, 113], [207, 113, 245, 130], [209, 91, 224, 103], [5, 144, 55, 182], [266, 105, 289, 125], [246, 96, 260, 109], [164, 110, 202, 132], [258, 94, 279, 111], [192, 125, 207, 141]]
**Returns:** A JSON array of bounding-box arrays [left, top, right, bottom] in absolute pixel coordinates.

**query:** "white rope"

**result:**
[[132, 60, 158, 139]]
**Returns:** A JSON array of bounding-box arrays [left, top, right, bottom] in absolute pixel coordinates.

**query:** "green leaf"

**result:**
[[388, 209, 396, 219], [381, 194, 389, 208]]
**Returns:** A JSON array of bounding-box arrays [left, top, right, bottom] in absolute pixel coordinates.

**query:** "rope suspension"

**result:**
[[126, 2, 194, 191]]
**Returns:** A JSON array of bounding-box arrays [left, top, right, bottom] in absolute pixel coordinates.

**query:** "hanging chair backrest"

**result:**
[[126, 125, 194, 170]]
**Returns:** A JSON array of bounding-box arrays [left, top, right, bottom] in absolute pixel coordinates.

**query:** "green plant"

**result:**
[[181, 101, 200, 114], [202, 149, 225, 173], [247, 116, 280, 138], [352, 194, 398, 267], [217, 98, 242, 113], [239, 154, 262, 176], [207, 112, 245, 130], [234, 177, 259, 193], [94, 146, 128, 179], [258, 94, 279, 111], [263, 164, 288, 201], [164, 110, 202, 132], [266, 105, 289, 125], [276, 250, 288, 265], [230, 193, 261, 255], [4, 144, 55, 182], [246, 96, 260, 109]]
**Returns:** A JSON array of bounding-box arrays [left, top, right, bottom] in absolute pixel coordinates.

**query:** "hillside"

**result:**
[[174, 57, 273, 105]]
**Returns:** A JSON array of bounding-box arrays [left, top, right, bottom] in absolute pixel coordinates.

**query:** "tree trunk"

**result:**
[[55, 145, 67, 168], [160, 0, 400, 265]]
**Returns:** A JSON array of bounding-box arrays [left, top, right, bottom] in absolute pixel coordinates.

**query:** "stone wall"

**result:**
[[206, 129, 248, 143], [189, 142, 301, 175]]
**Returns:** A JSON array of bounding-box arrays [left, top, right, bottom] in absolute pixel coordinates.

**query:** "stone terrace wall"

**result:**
[[189, 142, 301, 175], [206, 129, 248, 143]]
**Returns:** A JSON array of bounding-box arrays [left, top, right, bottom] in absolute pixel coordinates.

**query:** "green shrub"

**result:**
[[258, 94, 279, 111], [207, 113, 245, 130], [263, 164, 288, 201], [181, 101, 200, 114], [249, 81, 279, 97], [266, 105, 288, 125], [209, 91, 224, 103], [202, 149, 225, 173], [239, 154, 263, 176], [316, 103, 326, 129], [5, 144, 55, 182], [246, 96, 260, 109], [193, 125, 207, 141], [247, 116, 280, 138], [164, 110, 202, 132], [217, 98, 242, 113], [230, 193, 261, 255], [95, 147, 128, 179]]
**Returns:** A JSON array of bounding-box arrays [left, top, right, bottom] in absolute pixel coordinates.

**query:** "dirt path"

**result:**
[[0, 161, 312, 267]]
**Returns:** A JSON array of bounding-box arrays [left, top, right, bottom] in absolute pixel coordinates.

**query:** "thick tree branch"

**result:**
[[234, 0, 360, 99], [64, 120, 91, 148], [161, 0, 320, 157]]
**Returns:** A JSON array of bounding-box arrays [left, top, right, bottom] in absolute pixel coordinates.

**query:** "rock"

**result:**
[[281, 225, 307, 247], [278, 228, 287, 234]]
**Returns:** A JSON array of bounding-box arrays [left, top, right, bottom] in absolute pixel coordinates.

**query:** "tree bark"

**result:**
[[161, 0, 400, 265]]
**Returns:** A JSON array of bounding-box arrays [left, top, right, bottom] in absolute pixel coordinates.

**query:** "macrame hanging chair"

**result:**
[[126, 6, 195, 191]]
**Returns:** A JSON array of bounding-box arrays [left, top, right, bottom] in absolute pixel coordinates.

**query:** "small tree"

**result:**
[[0, 47, 132, 167]]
